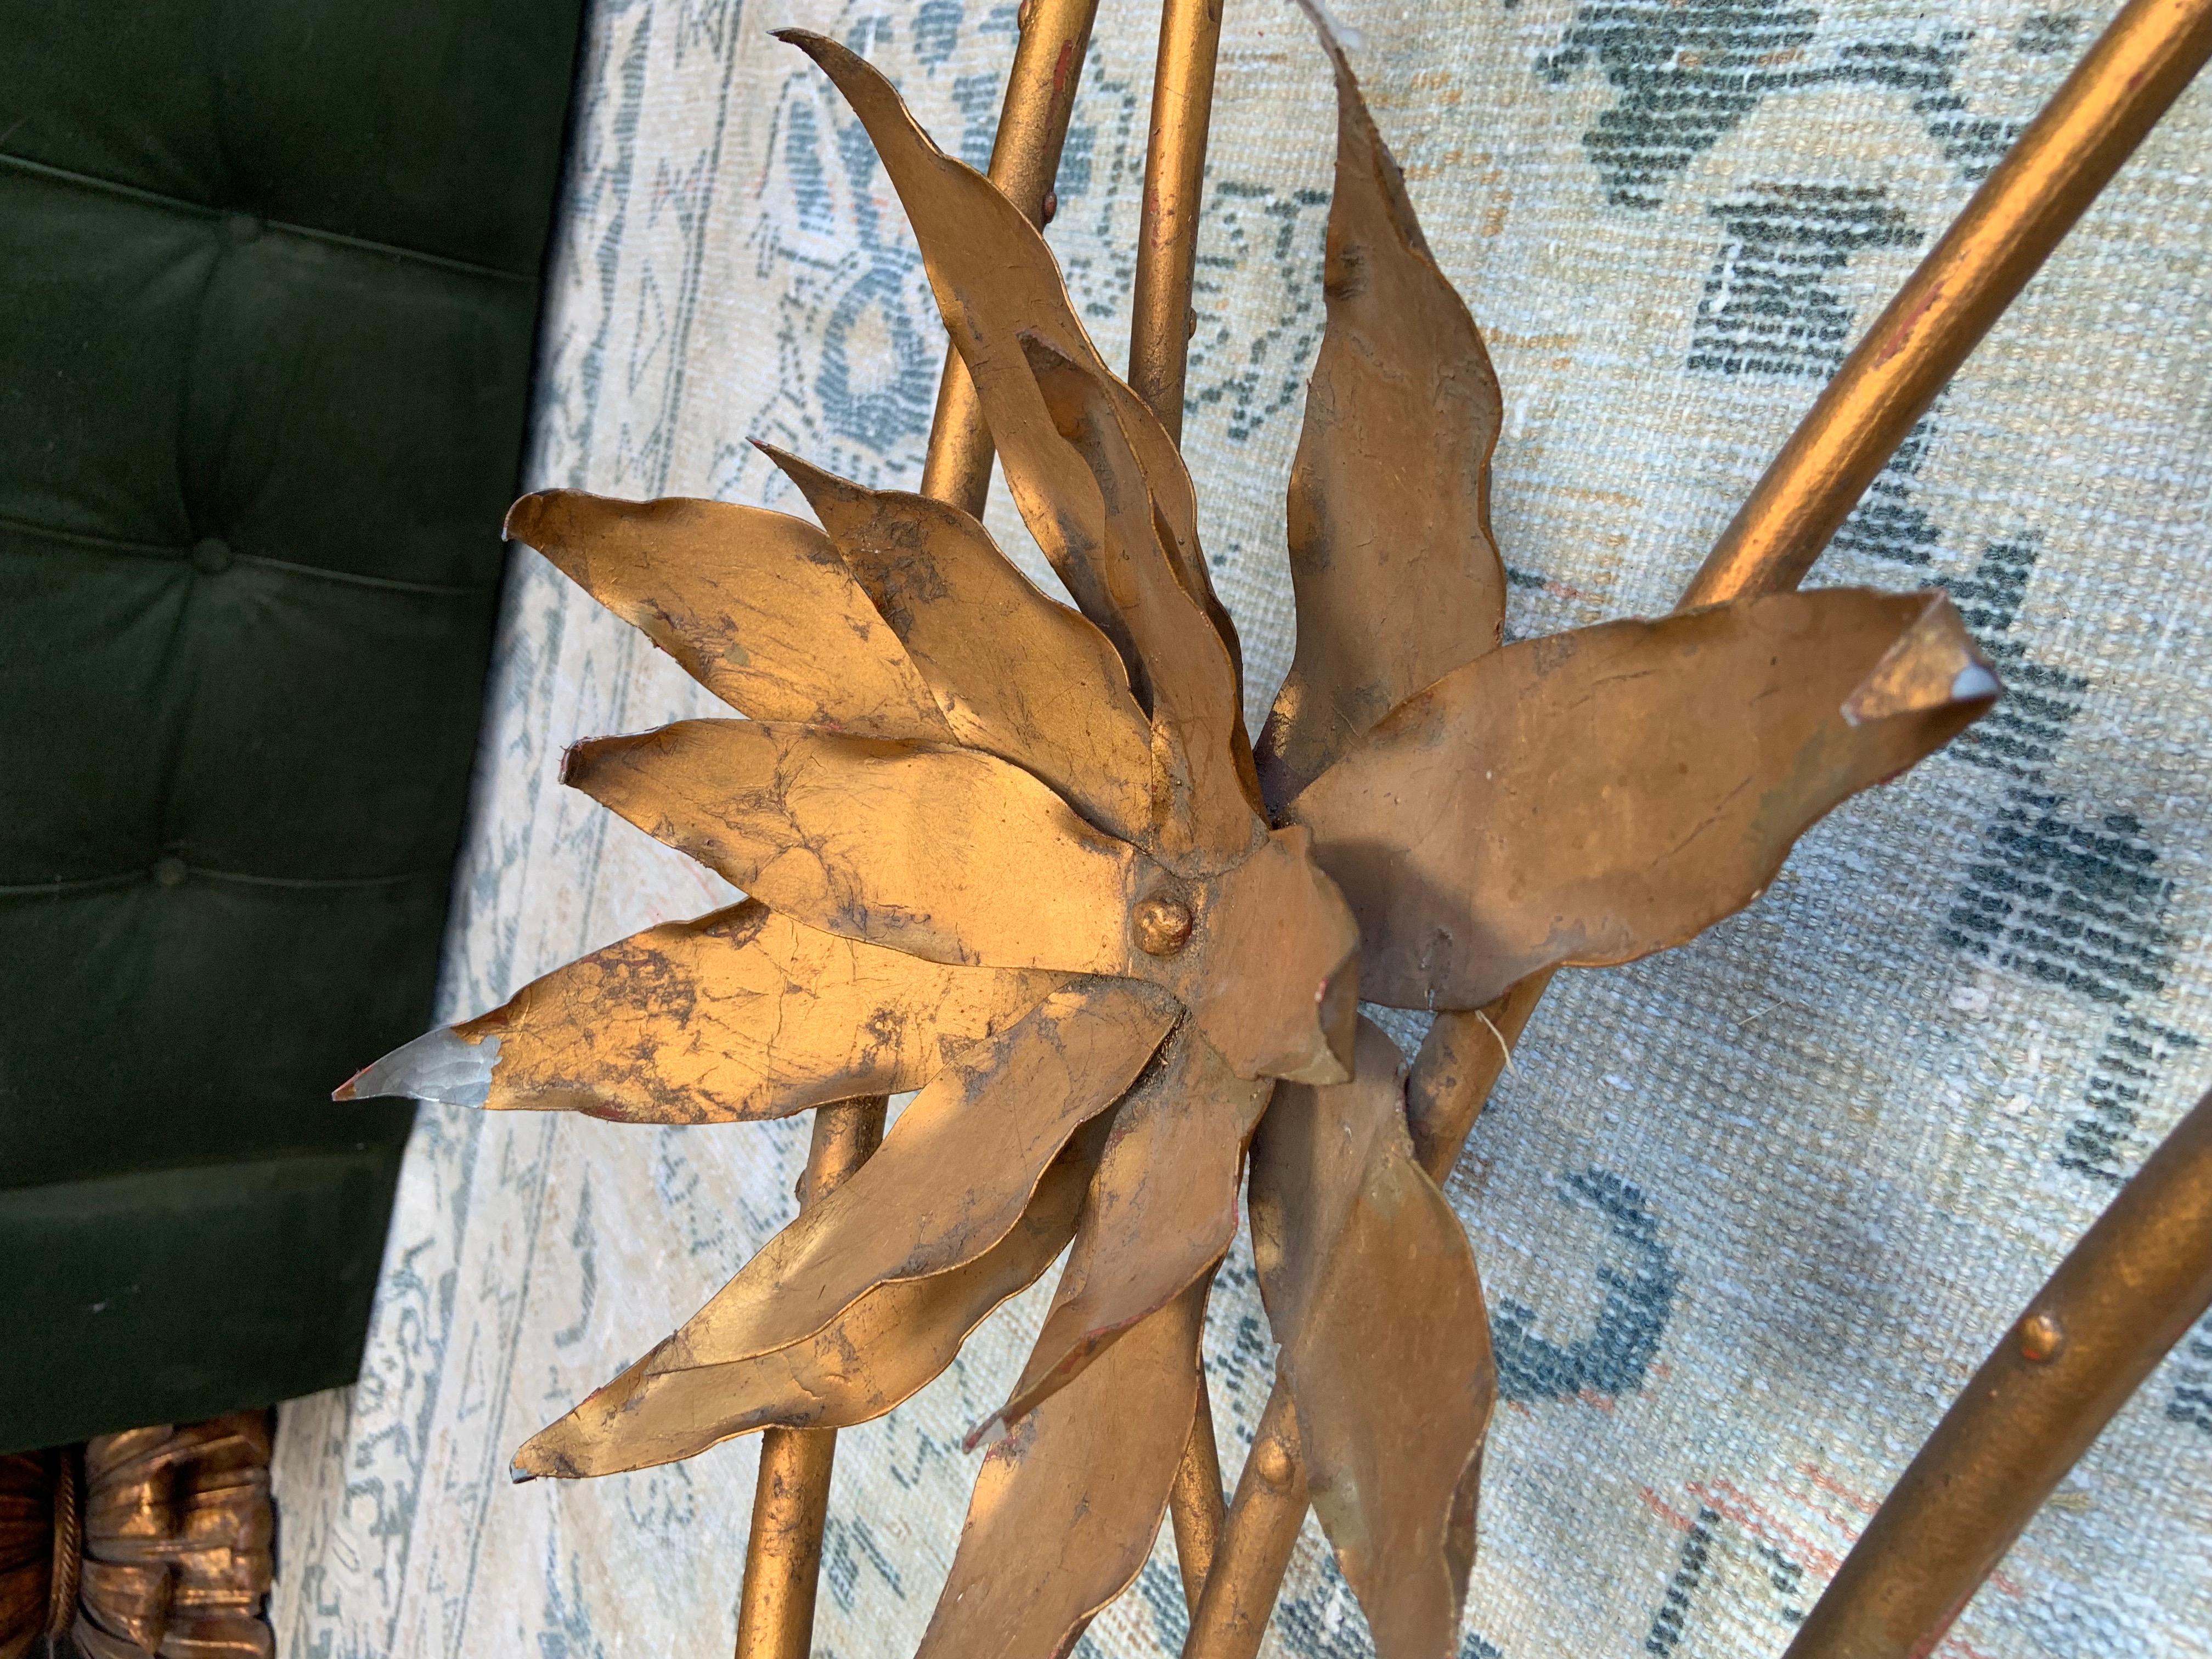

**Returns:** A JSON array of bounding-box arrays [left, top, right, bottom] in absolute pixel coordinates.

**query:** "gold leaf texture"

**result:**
[[1256, 43, 1506, 813], [1288, 589, 2000, 1009]]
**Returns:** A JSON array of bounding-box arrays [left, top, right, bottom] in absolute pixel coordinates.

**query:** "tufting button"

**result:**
[[191, 536, 234, 575], [221, 211, 263, 244], [152, 856, 189, 888]]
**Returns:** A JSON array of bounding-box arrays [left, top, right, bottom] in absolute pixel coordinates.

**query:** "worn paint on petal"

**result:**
[[343, 902, 1064, 1124], [1257, 41, 1506, 814], [505, 490, 947, 740], [1288, 589, 1999, 1008]]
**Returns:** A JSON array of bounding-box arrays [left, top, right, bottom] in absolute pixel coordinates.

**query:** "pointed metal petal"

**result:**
[[915, 1282, 1207, 1659], [340, 902, 1063, 1124], [504, 490, 948, 739], [1287, 589, 2001, 1009], [758, 444, 1159, 849], [562, 719, 1147, 974], [527, 980, 1172, 1455], [1018, 332, 1258, 867], [774, 30, 1239, 679], [1256, 44, 1506, 814], [1250, 1018, 1493, 1659], [986, 1025, 1269, 1431], [512, 1130, 1102, 1479]]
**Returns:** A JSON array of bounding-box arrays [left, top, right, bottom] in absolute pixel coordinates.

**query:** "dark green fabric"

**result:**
[[0, 0, 583, 1453]]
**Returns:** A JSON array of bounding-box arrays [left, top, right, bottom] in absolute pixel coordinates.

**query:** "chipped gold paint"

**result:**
[[758, 444, 1158, 848], [505, 490, 949, 740], [432, 902, 1062, 1123], [1256, 41, 1506, 813], [1289, 590, 1998, 1010]]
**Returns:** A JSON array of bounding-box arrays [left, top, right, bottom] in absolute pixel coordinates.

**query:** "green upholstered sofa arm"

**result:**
[[0, 0, 583, 1453]]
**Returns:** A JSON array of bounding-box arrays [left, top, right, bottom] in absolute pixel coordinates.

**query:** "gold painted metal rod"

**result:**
[[733, 1101, 885, 1659], [1128, 0, 1226, 442], [1127, 0, 1234, 1607], [738, 14, 1102, 1653], [1684, 0, 2212, 608], [918, 0, 1102, 517], [1188, 4, 2212, 1649], [1782, 1085, 2212, 1659]]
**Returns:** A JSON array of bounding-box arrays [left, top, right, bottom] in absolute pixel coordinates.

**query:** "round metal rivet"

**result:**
[[153, 856, 189, 888], [1133, 897, 1193, 956], [1252, 1436, 1294, 1489], [2019, 1310, 2064, 1363], [191, 536, 234, 575], [1040, 190, 1058, 226]]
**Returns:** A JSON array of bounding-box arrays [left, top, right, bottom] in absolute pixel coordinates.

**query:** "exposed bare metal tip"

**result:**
[[508, 1460, 537, 1485], [961, 1411, 1011, 1454], [340, 1027, 502, 1109], [501, 493, 545, 544], [1841, 592, 2004, 725]]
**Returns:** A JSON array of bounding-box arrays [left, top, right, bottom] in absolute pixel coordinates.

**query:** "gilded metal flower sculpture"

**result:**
[[340, 28, 2001, 1659]]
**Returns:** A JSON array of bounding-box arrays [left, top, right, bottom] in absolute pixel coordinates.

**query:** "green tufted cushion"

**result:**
[[0, 0, 583, 1453]]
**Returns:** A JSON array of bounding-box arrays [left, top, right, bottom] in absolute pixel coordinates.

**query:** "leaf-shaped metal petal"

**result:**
[[526, 981, 1172, 1444], [1255, 45, 1506, 814], [756, 444, 1158, 848], [512, 1128, 1102, 1479], [1020, 332, 1259, 867], [1286, 589, 2001, 1009], [565, 720, 1358, 1083], [915, 1282, 1206, 1659], [984, 1024, 1269, 1432], [505, 490, 949, 739], [336, 901, 1063, 1122], [563, 719, 1147, 973], [1249, 1017, 1492, 1659], [776, 31, 1232, 657]]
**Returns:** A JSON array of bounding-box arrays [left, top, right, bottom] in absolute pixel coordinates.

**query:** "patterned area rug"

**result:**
[[268, 2, 2212, 1655]]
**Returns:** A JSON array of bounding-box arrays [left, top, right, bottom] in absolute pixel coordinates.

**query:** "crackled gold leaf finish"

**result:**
[[777, 30, 1248, 697], [341, 902, 1062, 1122], [915, 1284, 1207, 1659], [759, 444, 1158, 847], [1251, 1019, 1492, 1659], [563, 719, 1358, 1082], [1256, 43, 1506, 813], [505, 490, 949, 739], [1289, 590, 1999, 1009]]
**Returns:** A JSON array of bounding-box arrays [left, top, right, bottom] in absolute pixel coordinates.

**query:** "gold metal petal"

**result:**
[[1254, 42, 1507, 815], [518, 979, 1172, 1480], [504, 490, 948, 740], [335, 901, 1064, 1123], [775, 31, 1234, 662], [512, 1128, 1104, 1480], [563, 721, 1357, 1082], [1287, 589, 2001, 1009], [986, 1024, 1269, 1432], [1019, 332, 1259, 867], [915, 1282, 1207, 1659], [562, 719, 1147, 973], [1249, 1018, 1492, 1659], [755, 444, 1158, 848]]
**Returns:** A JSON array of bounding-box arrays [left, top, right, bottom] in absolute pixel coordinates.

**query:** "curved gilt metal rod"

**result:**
[[327, 2, 2212, 1657]]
